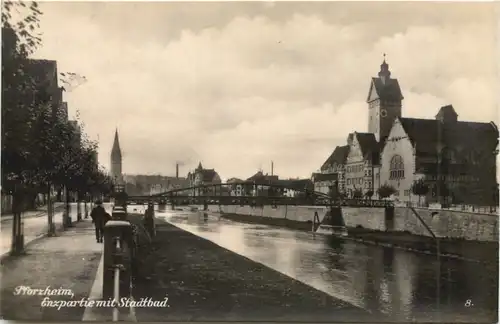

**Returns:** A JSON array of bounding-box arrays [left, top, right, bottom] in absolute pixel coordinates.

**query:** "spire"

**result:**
[[378, 53, 391, 83], [196, 161, 203, 170], [111, 128, 121, 158]]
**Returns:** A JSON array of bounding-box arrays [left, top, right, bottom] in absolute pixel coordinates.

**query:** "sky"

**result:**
[[31, 1, 498, 180]]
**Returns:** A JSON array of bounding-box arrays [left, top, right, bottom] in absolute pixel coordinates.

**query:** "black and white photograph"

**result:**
[[0, 1, 498, 322]]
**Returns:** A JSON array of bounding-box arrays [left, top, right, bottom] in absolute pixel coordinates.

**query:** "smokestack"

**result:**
[[176, 163, 179, 179], [271, 161, 274, 176]]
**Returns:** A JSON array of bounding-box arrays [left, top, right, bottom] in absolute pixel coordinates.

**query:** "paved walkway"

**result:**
[[1, 202, 65, 222], [0, 203, 86, 257], [0, 218, 103, 321]]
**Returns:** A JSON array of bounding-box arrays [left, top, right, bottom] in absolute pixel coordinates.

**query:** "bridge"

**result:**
[[126, 182, 393, 208]]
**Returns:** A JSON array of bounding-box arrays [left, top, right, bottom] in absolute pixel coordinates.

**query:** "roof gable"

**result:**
[[320, 145, 349, 170], [399, 117, 498, 155], [198, 169, 218, 182], [355, 132, 379, 157], [366, 80, 379, 102]]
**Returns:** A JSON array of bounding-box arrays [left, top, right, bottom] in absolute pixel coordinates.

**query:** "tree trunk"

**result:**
[[10, 185, 25, 255], [47, 183, 56, 236], [64, 186, 72, 228], [76, 191, 82, 221], [84, 193, 89, 218]]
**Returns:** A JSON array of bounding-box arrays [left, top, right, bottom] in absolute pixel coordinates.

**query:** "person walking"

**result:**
[[90, 200, 108, 243]]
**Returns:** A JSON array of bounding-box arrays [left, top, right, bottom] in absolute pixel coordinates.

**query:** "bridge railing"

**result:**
[[126, 194, 393, 208]]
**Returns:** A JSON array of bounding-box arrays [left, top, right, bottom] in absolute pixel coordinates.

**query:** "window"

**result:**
[[347, 179, 351, 185], [389, 154, 405, 179]]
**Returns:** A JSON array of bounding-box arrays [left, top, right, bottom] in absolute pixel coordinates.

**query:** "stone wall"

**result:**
[[394, 207, 498, 242], [341, 207, 387, 231], [197, 204, 498, 242], [201, 205, 329, 223]]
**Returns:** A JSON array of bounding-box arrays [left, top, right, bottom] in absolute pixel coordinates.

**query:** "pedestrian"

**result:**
[[90, 200, 107, 243]]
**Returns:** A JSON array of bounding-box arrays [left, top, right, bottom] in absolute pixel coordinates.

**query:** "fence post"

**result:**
[[102, 220, 133, 317]]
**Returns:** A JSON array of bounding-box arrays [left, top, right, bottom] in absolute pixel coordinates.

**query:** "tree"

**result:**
[[352, 188, 363, 199], [365, 190, 374, 200], [411, 179, 429, 207], [378, 184, 397, 200], [2, 1, 46, 254], [3, 1, 90, 249]]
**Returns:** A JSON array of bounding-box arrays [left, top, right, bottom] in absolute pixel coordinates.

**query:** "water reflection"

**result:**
[[160, 209, 497, 322]]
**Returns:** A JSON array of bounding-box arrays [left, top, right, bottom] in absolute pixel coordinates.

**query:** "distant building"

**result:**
[[314, 145, 349, 195], [110, 129, 123, 184], [245, 171, 279, 196], [345, 132, 381, 198], [227, 177, 245, 196], [247, 171, 278, 182], [187, 162, 222, 196], [123, 173, 189, 196], [278, 179, 314, 197]]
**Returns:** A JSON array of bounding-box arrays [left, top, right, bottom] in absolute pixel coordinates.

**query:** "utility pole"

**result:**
[[436, 119, 442, 206]]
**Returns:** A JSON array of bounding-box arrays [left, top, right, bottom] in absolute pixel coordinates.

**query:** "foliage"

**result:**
[[2, 1, 105, 203], [377, 184, 397, 199], [352, 188, 363, 199], [411, 179, 429, 197], [365, 190, 374, 199]]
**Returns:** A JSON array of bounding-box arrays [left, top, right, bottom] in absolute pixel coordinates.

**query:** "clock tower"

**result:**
[[366, 55, 404, 142]]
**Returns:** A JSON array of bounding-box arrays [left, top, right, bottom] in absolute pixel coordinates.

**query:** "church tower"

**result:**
[[110, 128, 123, 184], [366, 55, 404, 142]]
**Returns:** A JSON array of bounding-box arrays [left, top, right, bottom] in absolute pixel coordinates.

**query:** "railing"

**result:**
[[404, 201, 498, 215], [126, 195, 394, 208]]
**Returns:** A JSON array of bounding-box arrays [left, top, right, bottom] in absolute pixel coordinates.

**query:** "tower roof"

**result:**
[[367, 54, 404, 102], [111, 128, 122, 158]]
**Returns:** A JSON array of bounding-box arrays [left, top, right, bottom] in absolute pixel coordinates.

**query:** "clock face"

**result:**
[[380, 109, 388, 118]]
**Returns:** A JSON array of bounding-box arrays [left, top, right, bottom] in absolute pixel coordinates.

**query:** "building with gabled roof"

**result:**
[[380, 104, 498, 206], [246, 170, 279, 183], [314, 145, 349, 195], [314, 55, 498, 205], [345, 132, 381, 197], [188, 162, 222, 196]]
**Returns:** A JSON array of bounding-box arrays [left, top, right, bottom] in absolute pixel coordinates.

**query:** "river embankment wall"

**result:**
[[192, 204, 498, 242]]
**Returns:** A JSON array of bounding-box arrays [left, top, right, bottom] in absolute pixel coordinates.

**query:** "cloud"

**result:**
[[33, 2, 497, 179]]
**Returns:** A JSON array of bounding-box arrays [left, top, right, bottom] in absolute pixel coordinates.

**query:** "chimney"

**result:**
[[176, 163, 179, 179], [271, 161, 274, 176]]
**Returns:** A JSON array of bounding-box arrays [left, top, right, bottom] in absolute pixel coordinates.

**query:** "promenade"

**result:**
[[0, 217, 102, 321], [0, 202, 80, 258]]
